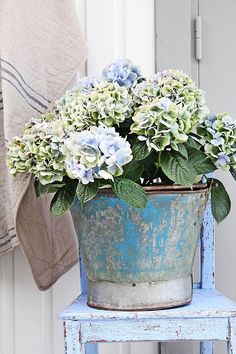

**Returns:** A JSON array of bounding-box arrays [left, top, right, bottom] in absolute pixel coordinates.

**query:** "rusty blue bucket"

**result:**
[[71, 185, 209, 310]]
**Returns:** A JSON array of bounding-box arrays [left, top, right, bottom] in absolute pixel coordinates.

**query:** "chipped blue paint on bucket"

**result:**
[[71, 185, 209, 310]]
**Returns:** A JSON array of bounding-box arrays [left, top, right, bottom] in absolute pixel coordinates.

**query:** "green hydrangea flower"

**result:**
[[87, 81, 133, 126], [130, 97, 193, 151], [53, 88, 92, 131], [54, 81, 133, 131], [7, 136, 31, 175], [7, 113, 66, 185], [132, 69, 209, 124]]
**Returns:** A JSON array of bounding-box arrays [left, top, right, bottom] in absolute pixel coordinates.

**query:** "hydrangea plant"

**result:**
[[7, 60, 236, 223]]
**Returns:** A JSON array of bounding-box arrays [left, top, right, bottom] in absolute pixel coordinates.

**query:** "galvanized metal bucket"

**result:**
[[71, 185, 209, 311]]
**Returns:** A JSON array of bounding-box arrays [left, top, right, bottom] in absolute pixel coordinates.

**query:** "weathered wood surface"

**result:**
[[59, 290, 236, 321], [72, 318, 229, 343], [61, 315, 236, 353], [60, 289, 236, 353], [201, 200, 215, 290], [228, 318, 236, 354], [200, 341, 213, 354]]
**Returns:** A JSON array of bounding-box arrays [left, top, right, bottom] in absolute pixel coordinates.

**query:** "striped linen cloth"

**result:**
[[0, 0, 87, 290]]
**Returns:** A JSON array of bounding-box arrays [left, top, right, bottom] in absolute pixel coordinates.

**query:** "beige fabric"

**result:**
[[0, 0, 87, 290]]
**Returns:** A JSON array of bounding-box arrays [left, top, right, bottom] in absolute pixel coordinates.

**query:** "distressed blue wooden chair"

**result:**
[[59, 202, 236, 354]]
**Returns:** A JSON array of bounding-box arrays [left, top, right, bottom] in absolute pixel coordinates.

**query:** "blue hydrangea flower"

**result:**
[[98, 134, 133, 177], [204, 114, 216, 127], [211, 132, 225, 146], [63, 125, 133, 184], [77, 77, 98, 93], [102, 59, 142, 88], [94, 125, 119, 138], [199, 113, 236, 171], [63, 130, 100, 168], [65, 159, 95, 184], [216, 152, 230, 167], [222, 115, 236, 129]]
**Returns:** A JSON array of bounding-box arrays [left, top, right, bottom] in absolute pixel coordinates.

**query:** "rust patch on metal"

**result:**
[[98, 184, 209, 196]]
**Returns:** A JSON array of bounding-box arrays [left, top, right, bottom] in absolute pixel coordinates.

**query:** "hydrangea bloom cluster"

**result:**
[[6, 60, 236, 185], [131, 97, 192, 151], [62, 125, 133, 184], [132, 69, 208, 123], [54, 88, 91, 131], [54, 81, 133, 131], [102, 59, 142, 88], [6, 59, 236, 221], [53, 77, 99, 129], [7, 114, 66, 185], [86, 81, 133, 126], [198, 113, 236, 171], [129, 69, 209, 152]]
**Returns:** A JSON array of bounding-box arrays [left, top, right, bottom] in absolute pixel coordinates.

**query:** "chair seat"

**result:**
[[59, 289, 236, 321]]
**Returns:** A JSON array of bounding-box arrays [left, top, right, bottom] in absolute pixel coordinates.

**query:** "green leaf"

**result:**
[[142, 151, 159, 181], [187, 147, 216, 174], [112, 178, 147, 208], [123, 160, 144, 181], [34, 179, 66, 197], [178, 144, 188, 158], [196, 126, 207, 138], [132, 140, 151, 161], [50, 179, 78, 216], [230, 167, 236, 181], [158, 168, 174, 184], [34, 179, 41, 197], [34, 179, 50, 197], [186, 136, 202, 150], [160, 150, 197, 186], [211, 178, 231, 224], [76, 180, 99, 206], [99, 179, 112, 189]]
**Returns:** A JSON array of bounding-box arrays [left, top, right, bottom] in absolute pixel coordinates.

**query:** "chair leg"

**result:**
[[64, 320, 84, 354], [200, 341, 213, 354], [85, 343, 99, 354], [228, 319, 236, 354]]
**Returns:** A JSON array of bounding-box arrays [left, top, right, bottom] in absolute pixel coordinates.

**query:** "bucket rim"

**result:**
[[98, 183, 209, 195]]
